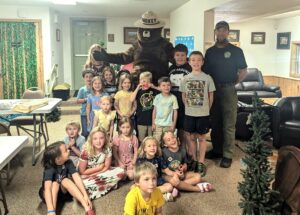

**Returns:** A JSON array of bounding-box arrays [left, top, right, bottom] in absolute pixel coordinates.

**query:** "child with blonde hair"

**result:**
[[63, 122, 85, 167], [112, 117, 138, 180], [130, 72, 160, 142], [162, 131, 213, 193], [136, 136, 178, 202], [124, 162, 165, 215], [39, 141, 94, 215], [114, 74, 136, 119], [93, 96, 116, 143], [78, 127, 125, 200], [86, 76, 108, 132], [84, 44, 109, 76]]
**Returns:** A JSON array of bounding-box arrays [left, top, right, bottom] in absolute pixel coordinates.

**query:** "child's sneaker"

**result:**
[[163, 192, 174, 202], [196, 162, 207, 177]]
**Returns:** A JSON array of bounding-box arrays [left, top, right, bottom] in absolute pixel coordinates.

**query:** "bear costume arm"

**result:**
[[93, 46, 135, 65]]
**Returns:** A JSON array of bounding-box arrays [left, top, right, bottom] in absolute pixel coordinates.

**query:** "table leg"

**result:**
[[0, 175, 9, 214], [32, 114, 37, 166], [40, 114, 47, 148]]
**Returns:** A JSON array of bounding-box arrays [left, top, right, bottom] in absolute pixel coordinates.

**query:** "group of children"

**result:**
[[40, 43, 215, 215]]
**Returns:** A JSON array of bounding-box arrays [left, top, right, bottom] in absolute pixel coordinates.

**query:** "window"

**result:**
[[290, 42, 300, 78]]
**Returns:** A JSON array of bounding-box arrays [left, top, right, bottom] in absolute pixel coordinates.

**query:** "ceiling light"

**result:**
[[52, 0, 77, 5]]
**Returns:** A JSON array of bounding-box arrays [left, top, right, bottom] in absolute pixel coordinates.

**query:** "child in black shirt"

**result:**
[[39, 141, 94, 215]]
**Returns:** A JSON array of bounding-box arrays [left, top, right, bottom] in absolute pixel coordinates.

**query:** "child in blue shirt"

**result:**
[[77, 69, 94, 138]]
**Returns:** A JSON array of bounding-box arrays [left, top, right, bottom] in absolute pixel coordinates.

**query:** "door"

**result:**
[[72, 20, 105, 90], [0, 20, 43, 99]]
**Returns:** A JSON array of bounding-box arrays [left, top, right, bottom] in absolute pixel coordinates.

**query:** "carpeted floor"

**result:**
[[1, 103, 276, 215]]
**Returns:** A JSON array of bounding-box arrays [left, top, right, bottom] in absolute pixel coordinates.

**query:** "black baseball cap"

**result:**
[[215, 21, 229, 30]]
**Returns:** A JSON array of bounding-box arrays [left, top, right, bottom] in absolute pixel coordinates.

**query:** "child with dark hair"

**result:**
[[77, 69, 94, 138], [102, 66, 117, 97], [39, 141, 94, 215], [168, 44, 192, 151]]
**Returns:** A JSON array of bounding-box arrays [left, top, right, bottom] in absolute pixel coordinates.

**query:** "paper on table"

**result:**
[[12, 99, 49, 113]]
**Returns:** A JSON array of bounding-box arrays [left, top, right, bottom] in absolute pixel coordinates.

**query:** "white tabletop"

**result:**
[[0, 98, 62, 115], [0, 136, 29, 170]]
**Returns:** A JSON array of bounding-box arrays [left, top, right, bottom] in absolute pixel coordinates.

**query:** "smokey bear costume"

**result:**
[[93, 11, 174, 85]]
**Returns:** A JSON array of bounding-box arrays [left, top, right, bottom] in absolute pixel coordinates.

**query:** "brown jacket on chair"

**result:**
[[273, 146, 300, 214]]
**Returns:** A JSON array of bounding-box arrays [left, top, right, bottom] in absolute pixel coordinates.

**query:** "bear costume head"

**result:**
[[92, 11, 174, 85], [135, 11, 165, 44]]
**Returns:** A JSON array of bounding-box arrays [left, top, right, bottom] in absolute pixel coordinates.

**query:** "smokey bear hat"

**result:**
[[134, 11, 165, 29]]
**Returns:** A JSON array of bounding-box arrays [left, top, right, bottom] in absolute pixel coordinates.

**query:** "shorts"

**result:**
[[183, 115, 210, 134]]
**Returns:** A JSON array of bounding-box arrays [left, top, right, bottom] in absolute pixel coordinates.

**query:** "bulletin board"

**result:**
[[175, 36, 194, 56]]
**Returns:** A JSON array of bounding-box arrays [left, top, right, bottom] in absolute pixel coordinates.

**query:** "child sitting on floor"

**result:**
[[161, 131, 213, 193], [63, 121, 85, 167], [39, 141, 94, 215], [112, 117, 138, 180], [124, 162, 165, 215], [78, 126, 125, 200], [137, 136, 178, 202]]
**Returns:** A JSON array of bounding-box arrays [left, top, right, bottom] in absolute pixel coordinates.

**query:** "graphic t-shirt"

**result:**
[[162, 147, 188, 171], [136, 156, 168, 179], [124, 186, 165, 215], [42, 159, 77, 184], [168, 63, 192, 90], [136, 88, 159, 125], [179, 72, 215, 117]]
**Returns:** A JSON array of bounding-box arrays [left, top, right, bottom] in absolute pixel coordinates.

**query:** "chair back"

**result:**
[[0, 122, 11, 136], [273, 146, 300, 214], [22, 87, 44, 99]]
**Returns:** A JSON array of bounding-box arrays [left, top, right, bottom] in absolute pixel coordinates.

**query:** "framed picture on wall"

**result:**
[[251, 32, 265, 44], [123, 27, 138, 44], [228, 30, 240, 42], [277, 32, 291, 49]]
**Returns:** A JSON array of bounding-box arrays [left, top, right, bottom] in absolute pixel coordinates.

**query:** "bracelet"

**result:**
[[47, 210, 55, 214]]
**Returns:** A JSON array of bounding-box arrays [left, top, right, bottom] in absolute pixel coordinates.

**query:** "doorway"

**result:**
[[72, 20, 105, 90], [0, 20, 43, 99]]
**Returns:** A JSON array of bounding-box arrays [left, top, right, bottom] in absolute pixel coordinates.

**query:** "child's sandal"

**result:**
[[85, 209, 95, 215], [197, 182, 213, 193]]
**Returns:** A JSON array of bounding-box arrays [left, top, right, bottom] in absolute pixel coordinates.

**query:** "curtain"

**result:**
[[0, 22, 37, 99]]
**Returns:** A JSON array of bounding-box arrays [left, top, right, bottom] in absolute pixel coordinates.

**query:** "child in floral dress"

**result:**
[[78, 127, 125, 200], [113, 117, 138, 180]]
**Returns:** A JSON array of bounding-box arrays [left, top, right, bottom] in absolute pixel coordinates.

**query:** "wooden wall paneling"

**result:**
[[264, 76, 300, 97]]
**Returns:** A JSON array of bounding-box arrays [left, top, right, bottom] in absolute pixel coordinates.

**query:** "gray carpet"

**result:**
[[2, 111, 267, 215]]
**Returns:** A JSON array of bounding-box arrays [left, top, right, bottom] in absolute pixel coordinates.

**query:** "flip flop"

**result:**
[[197, 182, 213, 193]]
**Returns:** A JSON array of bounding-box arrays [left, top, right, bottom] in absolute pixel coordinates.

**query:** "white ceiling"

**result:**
[[215, 0, 300, 23], [0, 0, 190, 18], [1, 0, 300, 21]]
